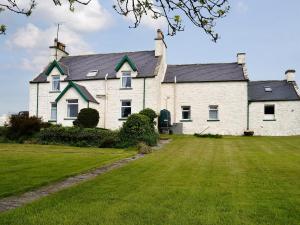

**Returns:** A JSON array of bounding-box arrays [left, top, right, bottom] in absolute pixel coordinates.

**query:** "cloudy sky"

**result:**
[[0, 0, 299, 115]]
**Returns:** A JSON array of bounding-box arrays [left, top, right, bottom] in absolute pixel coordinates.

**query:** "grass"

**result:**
[[0, 143, 135, 198], [0, 136, 300, 225]]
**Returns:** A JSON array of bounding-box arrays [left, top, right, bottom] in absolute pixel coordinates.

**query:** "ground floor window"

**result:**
[[181, 106, 191, 120], [67, 99, 78, 118], [121, 100, 131, 118], [51, 103, 57, 121], [264, 104, 275, 120], [209, 105, 219, 120]]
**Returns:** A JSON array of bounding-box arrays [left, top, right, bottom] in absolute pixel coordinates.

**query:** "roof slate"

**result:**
[[163, 63, 247, 83], [248, 80, 300, 102], [31, 50, 159, 83], [74, 83, 98, 104]]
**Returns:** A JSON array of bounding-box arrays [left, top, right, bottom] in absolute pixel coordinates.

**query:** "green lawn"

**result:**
[[1, 136, 300, 225], [0, 144, 135, 198]]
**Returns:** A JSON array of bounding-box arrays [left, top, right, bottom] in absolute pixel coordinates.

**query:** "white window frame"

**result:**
[[50, 103, 57, 121], [67, 99, 79, 118], [121, 71, 132, 89], [52, 75, 60, 91], [181, 106, 191, 120], [121, 100, 132, 118], [264, 104, 275, 120], [208, 105, 219, 121]]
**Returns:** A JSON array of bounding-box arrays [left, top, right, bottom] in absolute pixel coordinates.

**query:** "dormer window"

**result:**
[[121, 72, 132, 88], [52, 76, 60, 91], [86, 70, 98, 77]]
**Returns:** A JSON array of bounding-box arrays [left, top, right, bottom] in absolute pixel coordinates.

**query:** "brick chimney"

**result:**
[[49, 38, 69, 61], [155, 29, 167, 57], [285, 69, 296, 82]]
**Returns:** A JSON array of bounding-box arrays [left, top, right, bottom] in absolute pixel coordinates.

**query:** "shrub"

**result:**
[[244, 130, 254, 136], [139, 108, 157, 126], [38, 127, 119, 148], [137, 142, 152, 154], [194, 133, 222, 138], [119, 114, 159, 147], [73, 108, 99, 128], [6, 114, 42, 141]]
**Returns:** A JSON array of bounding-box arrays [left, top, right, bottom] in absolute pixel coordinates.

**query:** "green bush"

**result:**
[[6, 114, 42, 142], [137, 142, 153, 154], [139, 108, 157, 126], [194, 133, 222, 138], [73, 108, 99, 128], [244, 130, 254, 136], [38, 127, 119, 148], [119, 114, 159, 147]]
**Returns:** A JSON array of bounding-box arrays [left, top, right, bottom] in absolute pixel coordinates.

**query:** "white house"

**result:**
[[29, 30, 300, 136]]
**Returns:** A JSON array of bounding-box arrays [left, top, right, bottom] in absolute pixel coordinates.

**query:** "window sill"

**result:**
[[49, 90, 61, 93], [180, 119, 193, 122], [118, 118, 128, 121], [64, 118, 76, 120], [119, 88, 133, 90], [207, 119, 220, 122], [263, 119, 276, 121]]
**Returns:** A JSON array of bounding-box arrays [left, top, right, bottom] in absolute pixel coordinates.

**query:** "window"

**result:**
[[86, 70, 98, 77], [181, 106, 191, 120], [209, 105, 219, 120], [67, 99, 78, 118], [121, 100, 131, 118], [264, 104, 275, 120], [264, 86, 272, 92], [52, 76, 60, 91], [50, 103, 57, 121], [121, 72, 132, 88]]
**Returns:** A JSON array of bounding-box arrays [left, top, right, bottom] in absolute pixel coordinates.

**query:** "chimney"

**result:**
[[49, 38, 69, 61], [237, 53, 246, 65], [285, 69, 296, 82], [155, 29, 167, 57]]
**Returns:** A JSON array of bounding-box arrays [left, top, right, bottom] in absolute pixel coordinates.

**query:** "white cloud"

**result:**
[[236, 1, 249, 14], [33, 0, 112, 32], [8, 23, 93, 72]]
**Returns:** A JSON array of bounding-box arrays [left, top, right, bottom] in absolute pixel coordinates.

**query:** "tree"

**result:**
[[0, 0, 230, 41]]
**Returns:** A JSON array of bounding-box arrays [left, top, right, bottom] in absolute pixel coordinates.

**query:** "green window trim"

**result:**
[[45, 60, 65, 76], [115, 55, 137, 72], [55, 81, 89, 103]]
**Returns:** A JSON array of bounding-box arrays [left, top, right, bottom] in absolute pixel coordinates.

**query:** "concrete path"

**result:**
[[0, 139, 170, 213]]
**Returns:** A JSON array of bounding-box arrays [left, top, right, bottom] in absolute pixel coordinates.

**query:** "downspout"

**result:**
[[143, 78, 146, 109], [173, 76, 177, 123], [36, 83, 39, 117], [104, 73, 108, 129], [87, 101, 90, 108], [247, 102, 250, 130]]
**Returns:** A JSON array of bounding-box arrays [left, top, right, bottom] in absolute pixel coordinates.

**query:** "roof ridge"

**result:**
[[63, 50, 155, 58], [167, 62, 238, 66]]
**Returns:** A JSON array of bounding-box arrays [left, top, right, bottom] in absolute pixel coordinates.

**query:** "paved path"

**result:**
[[0, 139, 170, 213]]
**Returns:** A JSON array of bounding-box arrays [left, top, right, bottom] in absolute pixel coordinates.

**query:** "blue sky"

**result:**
[[0, 0, 299, 115]]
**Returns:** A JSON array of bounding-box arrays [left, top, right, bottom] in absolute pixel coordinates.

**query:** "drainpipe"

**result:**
[[36, 83, 39, 117], [173, 76, 177, 123], [143, 78, 146, 109], [104, 73, 108, 129], [247, 102, 251, 130]]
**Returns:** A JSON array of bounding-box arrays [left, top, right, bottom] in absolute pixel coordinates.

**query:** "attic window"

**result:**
[[86, 70, 98, 77], [264, 86, 272, 92]]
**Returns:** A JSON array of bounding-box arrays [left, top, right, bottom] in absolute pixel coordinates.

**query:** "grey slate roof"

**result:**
[[31, 50, 159, 83], [163, 63, 247, 83], [73, 82, 98, 104], [248, 80, 300, 102]]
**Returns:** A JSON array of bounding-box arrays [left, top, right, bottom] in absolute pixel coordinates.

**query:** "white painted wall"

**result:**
[[249, 101, 300, 136], [161, 82, 248, 135]]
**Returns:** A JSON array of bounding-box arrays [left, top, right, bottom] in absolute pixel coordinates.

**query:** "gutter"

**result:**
[[143, 78, 146, 109], [36, 83, 39, 117], [104, 73, 108, 129]]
